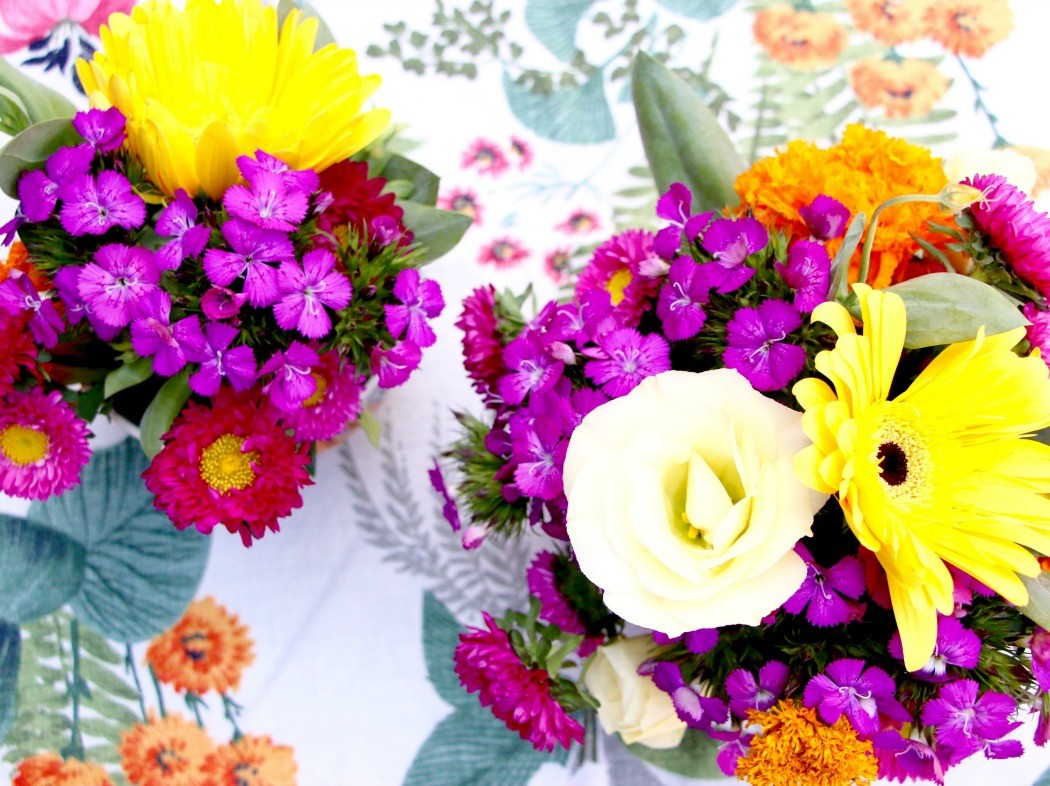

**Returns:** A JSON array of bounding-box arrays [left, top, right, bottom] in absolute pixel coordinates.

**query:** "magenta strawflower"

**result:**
[[723, 299, 806, 392], [273, 249, 352, 339], [456, 285, 505, 398], [142, 388, 312, 545], [280, 351, 364, 442], [77, 244, 160, 329], [385, 268, 445, 349], [575, 229, 661, 328], [454, 612, 585, 751], [965, 173, 1050, 297], [0, 388, 91, 500], [58, 171, 146, 236]]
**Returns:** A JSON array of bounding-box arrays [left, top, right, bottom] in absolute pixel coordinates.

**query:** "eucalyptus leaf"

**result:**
[[103, 357, 154, 400], [631, 52, 742, 212], [626, 727, 725, 779], [0, 118, 81, 198], [138, 370, 191, 459], [381, 154, 440, 206], [0, 58, 76, 135], [878, 273, 1027, 349], [1021, 572, 1050, 631], [401, 201, 472, 263], [0, 514, 84, 623]]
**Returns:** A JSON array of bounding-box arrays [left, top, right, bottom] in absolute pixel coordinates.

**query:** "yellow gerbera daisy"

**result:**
[[76, 0, 389, 200], [793, 284, 1050, 671]]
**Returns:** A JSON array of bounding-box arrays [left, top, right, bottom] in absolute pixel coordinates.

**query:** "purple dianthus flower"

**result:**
[[371, 340, 422, 389], [888, 615, 981, 682], [654, 182, 713, 259], [725, 661, 790, 720], [498, 332, 564, 405], [224, 169, 309, 232], [202, 218, 294, 306], [59, 171, 145, 236], [18, 144, 94, 222], [260, 341, 319, 412], [583, 328, 670, 398], [509, 415, 567, 502], [72, 107, 126, 153], [273, 249, 352, 339], [187, 321, 257, 396], [155, 189, 211, 271], [0, 271, 63, 348], [77, 244, 159, 328], [652, 628, 718, 655], [700, 216, 767, 293], [237, 151, 319, 195], [723, 299, 806, 392], [872, 731, 947, 785], [428, 461, 462, 533], [803, 658, 910, 737], [385, 268, 445, 349], [799, 194, 850, 240], [775, 239, 832, 312], [921, 679, 1022, 764], [650, 661, 728, 731], [130, 291, 205, 376], [656, 256, 714, 341], [782, 544, 865, 627]]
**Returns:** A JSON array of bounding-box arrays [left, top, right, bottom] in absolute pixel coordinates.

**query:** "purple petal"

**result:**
[[800, 194, 850, 240]]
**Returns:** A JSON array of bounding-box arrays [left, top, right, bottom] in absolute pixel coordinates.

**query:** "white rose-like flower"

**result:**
[[944, 148, 1037, 195], [564, 369, 826, 636], [584, 636, 686, 749]]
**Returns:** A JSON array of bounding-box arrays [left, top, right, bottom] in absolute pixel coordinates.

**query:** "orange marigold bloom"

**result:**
[[925, 0, 1012, 57], [13, 754, 113, 786], [0, 242, 48, 291], [120, 713, 215, 786], [735, 701, 878, 786], [735, 124, 950, 287], [201, 735, 297, 786], [146, 597, 255, 695], [845, 0, 930, 46], [1013, 145, 1050, 197], [849, 58, 951, 119], [753, 4, 848, 72]]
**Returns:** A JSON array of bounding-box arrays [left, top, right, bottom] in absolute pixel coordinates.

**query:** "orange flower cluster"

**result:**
[[847, 0, 1013, 56], [845, 0, 929, 46], [752, 4, 848, 72], [146, 597, 255, 695], [849, 58, 951, 119], [201, 735, 298, 786], [12, 754, 113, 786], [735, 124, 950, 287]]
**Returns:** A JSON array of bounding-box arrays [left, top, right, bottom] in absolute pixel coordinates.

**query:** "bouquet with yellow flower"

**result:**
[[0, 0, 468, 545], [431, 54, 1050, 783]]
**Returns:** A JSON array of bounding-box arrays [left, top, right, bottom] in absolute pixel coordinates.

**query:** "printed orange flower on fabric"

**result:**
[[734, 125, 950, 287], [201, 735, 297, 786], [13, 753, 113, 786], [146, 597, 255, 695], [845, 0, 929, 46], [849, 58, 950, 119], [925, 0, 1013, 57], [120, 714, 215, 786], [752, 4, 848, 72]]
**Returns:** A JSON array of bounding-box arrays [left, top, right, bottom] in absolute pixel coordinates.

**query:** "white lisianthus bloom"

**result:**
[[564, 369, 827, 636], [944, 148, 1037, 195], [584, 636, 686, 749]]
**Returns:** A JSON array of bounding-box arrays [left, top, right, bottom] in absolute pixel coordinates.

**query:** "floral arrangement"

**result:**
[[0, 0, 467, 545], [432, 55, 1050, 783]]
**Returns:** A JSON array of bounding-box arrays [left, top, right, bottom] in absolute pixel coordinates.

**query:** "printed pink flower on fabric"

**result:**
[[454, 611, 584, 751], [461, 138, 509, 176], [0, 0, 134, 54], [142, 388, 312, 546], [478, 237, 529, 269], [0, 387, 90, 500]]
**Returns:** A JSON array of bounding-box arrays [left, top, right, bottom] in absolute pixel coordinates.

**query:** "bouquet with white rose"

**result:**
[[432, 55, 1050, 784]]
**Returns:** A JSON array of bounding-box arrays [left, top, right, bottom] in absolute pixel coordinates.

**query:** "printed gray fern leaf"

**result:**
[[339, 414, 534, 620]]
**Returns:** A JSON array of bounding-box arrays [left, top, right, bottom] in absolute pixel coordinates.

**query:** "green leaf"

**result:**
[[103, 357, 155, 400], [0, 118, 81, 198], [381, 154, 440, 206], [631, 52, 742, 212], [358, 408, 382, 449], [878, 273, 1027, 349], [401, 202, 472, 263], [0, 58, 76, 135], [1034, 764, 1050, 786], [831, 212, 865, 300], [626, 727, 725, 779], [1020, 572, 1050, 631], [0, 514, 85, 623], [652, 0, 739, 20], [422, 592, 471, 708], [524, 0, 595, 60], [502, 68, 615, 144], [27, 439, 211, 643], [138, 370, 191, 459], [0, 623, 20, 743]]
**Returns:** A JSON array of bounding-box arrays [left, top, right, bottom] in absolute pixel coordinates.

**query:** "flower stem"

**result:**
[[222, 694, 243, 742], [149, 665, 167, 718], [185, 692, 205, 728], [124, 644, 148, 723], [957, 55, 1009, 148], [63, 619, 85, 761]]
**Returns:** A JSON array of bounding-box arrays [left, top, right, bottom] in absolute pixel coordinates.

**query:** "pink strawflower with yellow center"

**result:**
[[0, 388, 91, 500], [455, 612, 585, 752], [575, 229, 661, 329], [281, 351, 364, 442], [143, 388, 312, 545]]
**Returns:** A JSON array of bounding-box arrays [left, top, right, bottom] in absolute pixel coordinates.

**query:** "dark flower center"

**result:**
[[877, 441, 908, 486]]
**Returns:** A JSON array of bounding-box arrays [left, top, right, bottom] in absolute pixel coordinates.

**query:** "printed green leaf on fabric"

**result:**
[[0, 118, 81, 198], [651, 0, 739, 21], [503, 68, 615, 144], [0, 622, 20, 743], [626, 727, 726, 779], [0, 514, 84, 623], [407, 592, 569, 785], [400, 202, 472, 263], [1034, 765, 1050, 786], [631, 52, 742, 212], [26, 439, 210, 642], [877, 274, 1027, 349], [524, 0, 596, 61]]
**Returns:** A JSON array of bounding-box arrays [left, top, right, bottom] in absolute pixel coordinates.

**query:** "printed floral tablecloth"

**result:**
[[3, 0, 1050, 784]]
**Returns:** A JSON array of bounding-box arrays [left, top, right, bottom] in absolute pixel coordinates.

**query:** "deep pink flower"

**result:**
[[58, 171, 146, 236], [72, 107, 126, 153], [555, 209, 600, 235], [0, 271, 63, 348], [0, 387, 90, 499], [965, 174, 1050, 297], [76, 244, 159, 328], [456, 285, 505, 398], [0, 0, 135, 53], [187, 321, 257, 396], [527, 551, 602, 657], [280, 351, 364, 442], [142, 388, 312, 545], [575, 229, 661, 329], [583, 328, 670, 398], [1024, 302, 1050, 371], [454, 612, 584, 751]]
